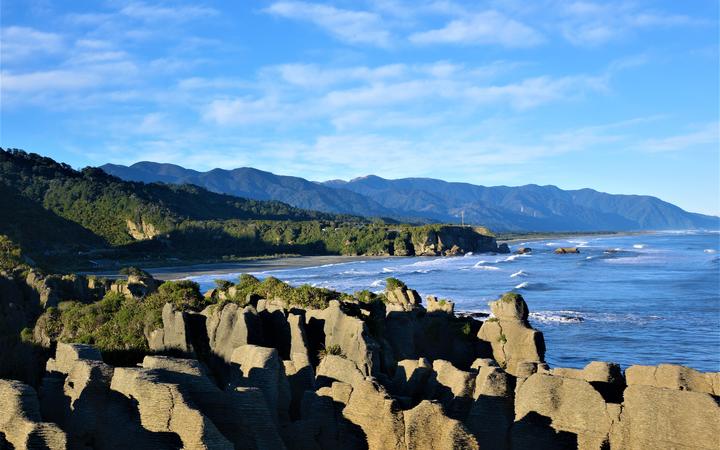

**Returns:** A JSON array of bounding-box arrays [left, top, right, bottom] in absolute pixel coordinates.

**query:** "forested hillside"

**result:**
[[0, 149, 500, 271]]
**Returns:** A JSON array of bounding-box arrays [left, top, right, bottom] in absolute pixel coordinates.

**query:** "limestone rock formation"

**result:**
[[307, 300, 380, 376], [148, 302, 195, 354], [110, 273, 160, 298], [514, 372, 619, 450], [385, 286, 422, 312], [403, 400, 479, 450], [625, 363, 719, 395], [1, 278, 719, 450], [0, 379, 67, 450], [204, 303, 262, 363], [425, 295, 454, 314], [230, 344, 292, 424], [478, 293, 545, 376], [610, 377, 720, 449]]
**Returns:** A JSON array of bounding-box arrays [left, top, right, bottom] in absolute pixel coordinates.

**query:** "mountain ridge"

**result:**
[[101, 161, 718, 232]]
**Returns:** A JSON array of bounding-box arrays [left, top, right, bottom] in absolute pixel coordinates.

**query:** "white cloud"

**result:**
[[641, 123, 719, 152], [465, 74, 608, 109], [264, 1, 391, 46], [119, 2, 218, 22], [1, 26, 64, 62], [202, 96, 295, 125], [1, 70, 103, 92], [270, 63, 406, 88], [409, 11, 543, 47], [558, 1, 709, 46]]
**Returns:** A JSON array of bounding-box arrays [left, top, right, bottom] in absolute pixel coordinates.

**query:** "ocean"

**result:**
[[184, 231, 720, 372]]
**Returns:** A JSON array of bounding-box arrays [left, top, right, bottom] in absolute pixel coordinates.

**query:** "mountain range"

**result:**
[[101, 162, 718, 231]]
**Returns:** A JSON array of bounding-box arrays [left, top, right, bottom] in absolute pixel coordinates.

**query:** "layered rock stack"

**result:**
[[1, 286, 718, 449]]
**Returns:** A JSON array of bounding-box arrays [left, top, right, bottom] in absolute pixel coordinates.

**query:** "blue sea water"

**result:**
[[185, 231, 720, 372]]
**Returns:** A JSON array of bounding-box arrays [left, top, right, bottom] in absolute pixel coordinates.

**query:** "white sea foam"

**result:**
[[474, 265, 500, 271], [510, 270, 527, 278], [382, 267, 395, 273], [370, 279, 383, 287], [464, 252, 474, 257], [529, 311, 584, 324], [514, 281, 530, 289], [633, 244, 645, 249], [704, 249, 717, 253]]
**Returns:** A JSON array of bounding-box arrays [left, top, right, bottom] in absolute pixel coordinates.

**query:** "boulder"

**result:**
[[554, 247, 580, 254], [515, 247, 532, 254], [0, 379, 67, 450], [478, 293, 545, 376]]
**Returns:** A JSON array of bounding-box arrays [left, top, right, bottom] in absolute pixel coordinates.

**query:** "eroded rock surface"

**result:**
[[2, 284, 719, 450]]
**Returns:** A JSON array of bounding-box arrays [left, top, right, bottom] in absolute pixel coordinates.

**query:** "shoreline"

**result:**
[[87, 231, 658, 281], [496, 230, 649, 245], [92, 255, 388, 281]]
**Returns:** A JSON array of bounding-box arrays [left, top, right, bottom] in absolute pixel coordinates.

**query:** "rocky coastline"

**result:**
[[0, 268, 718, 450]]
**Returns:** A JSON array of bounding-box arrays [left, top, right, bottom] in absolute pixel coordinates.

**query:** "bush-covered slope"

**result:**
[[1, 149, 349, 246], [1, 149, 500, 270]]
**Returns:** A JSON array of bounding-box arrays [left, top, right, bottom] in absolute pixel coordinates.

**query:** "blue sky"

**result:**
[[1, 1, 718, 215]]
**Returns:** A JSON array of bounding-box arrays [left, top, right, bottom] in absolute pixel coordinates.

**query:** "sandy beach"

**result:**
[[123, 255, 383, 281]]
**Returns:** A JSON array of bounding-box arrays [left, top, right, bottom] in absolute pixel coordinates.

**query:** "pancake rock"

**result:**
[[477, 293, 546, 376]]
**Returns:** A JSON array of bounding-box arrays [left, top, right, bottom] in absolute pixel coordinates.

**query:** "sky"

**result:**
[[1, 1, 718, 215]]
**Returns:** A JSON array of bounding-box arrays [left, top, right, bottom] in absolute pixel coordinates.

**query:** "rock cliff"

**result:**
[[1, 277, 718, 450]]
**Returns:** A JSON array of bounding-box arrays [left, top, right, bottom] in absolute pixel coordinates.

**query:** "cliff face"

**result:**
[[2, 278, 718, 450], [409, 226, 503, 256]]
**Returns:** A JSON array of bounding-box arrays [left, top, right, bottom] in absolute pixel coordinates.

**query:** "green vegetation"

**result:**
[[0, 149, 497, 272], [0, 235, 25, 272], [487, 317, 499, 323], [501, 292, 522, 303], [353, 289, 385, 304], [211, 275, 344, 310], [498, 333, 507, 344], [318, 344, 344, 360], [214, 279, 233, 291], [119, 266, 152, 277], [33, 280, 207, 352], [385, 277, 407, 290]]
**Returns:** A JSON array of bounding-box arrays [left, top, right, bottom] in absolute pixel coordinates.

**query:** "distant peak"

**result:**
[[350, 174, 386, 182]]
